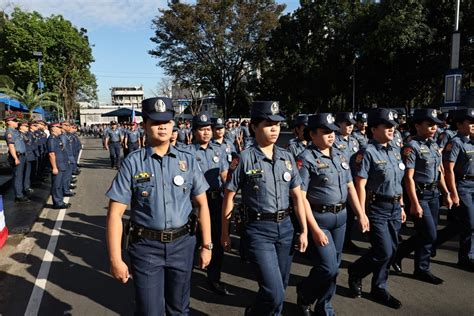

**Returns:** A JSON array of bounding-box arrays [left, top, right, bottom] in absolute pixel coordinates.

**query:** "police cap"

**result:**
[[356, 113, 368, 123], [250, 101, 285, 121], [193, 113, 212, 127], [4, 115, 17, 122], [211, 117, 225, 128], [335, 112, 356, 125], [141, 97, 174, 122], [452, 108, 474, 123], [307, 113, 339, 131], [412, 108, 443, 124], [367, 108, 398, 127], [294, 114, 308, 127]]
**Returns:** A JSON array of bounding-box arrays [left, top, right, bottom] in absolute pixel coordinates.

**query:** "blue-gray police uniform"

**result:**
[[287, 140, 307, 159], [47, 134, 68, 206], [240, 125, 252, 149], [22, 131, 36, 191], [61, 133, 76, 194], [177, 128, 187, 143], [106, 128, 122, 167], [334, 133, 359, 159], [390, 129, 404, 149], [440, 135, 474, 263], [437, 129, 456, 150], [5, 127, 26, 199], [226, 144, 301, 315], [126, 129, 141, 155], [396, 137, 441, 272], [106, 146, 209, 315], [72, 132, 81, 173], [211, 138, 237, 163], [352, 130, 368, 147], [349, 140, 405, 293], [296, 145, 351, 316], [189, 143, 228, 283]]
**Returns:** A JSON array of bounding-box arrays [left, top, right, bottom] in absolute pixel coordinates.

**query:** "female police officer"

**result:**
[[393, 109, 452, 284], [348, 108, 406, 309], [221, 101, 308, 316], [106, 97, 212, 315], [296, 113, 369, 316]]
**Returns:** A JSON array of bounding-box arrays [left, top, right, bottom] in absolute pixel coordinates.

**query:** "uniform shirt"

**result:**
[[106, 145, 209, 230], [403, 136, 441, 184], [298, 145, 352, 205], [226, 144, 301, 213], [5, 127, 26, 154], [354, 140, 405, 197], [352, 130, 368, 147], [288, 140, 307, 159], [177, 128, 187, 143], [61, 133, 76, 163], [188, 143, 229, 190], [211, 139, 237, 163], [126, 129, 141, 144], [437, 129, 457, 149], [333, 133, 359, 158], [47, 135, 68, 170], [106, 128, 122, 142], [241, 125, 251, 138], [21, 131, 36, 162], [390, 129, 404, 149], [287, 137, 298, 146], [443, 135, 474, 192]]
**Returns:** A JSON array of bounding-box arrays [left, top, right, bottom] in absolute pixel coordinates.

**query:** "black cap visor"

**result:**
[[144, 111, 174, 122]]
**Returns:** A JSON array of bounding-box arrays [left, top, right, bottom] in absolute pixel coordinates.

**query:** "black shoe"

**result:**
[[244, 306, 252, 316], [64, 192, 76, 197], [296, 289, 313, 316], [370, 290, 402, 309], [348, 272, 362, 298], [69, 184, 77, 190], [24, 188, 34, 195], [208, 280, 231, 295], [391, 258, 403, 275], [430, 248, 437, 258], [70, 179, 77, 184], [52, 203, 70, 209], [15, 196, 30, 203], [457, 260, 474, 272], [413, 270, 444, 285]]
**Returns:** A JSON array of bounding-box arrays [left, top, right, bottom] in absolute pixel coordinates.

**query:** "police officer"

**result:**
[[392, 109, 452, 284], [4, 116, 28, 202], [390, 111, 404, 149], [240, 120, 253, 150], [348, 108, 406, 309], [296, 113, 369, 316], [221, 101, 308, 316], [334, 112, 359, 158], [437, 110, 457, 151], [19, 121, 35, 196], [189, 113, 230, 295], [287, 114, 309, 159], [47, 122, 71, 209], [211, 117, 237, 164], [105, 121, 123, 169], [124, 122, 142, 157], [438, 108, 474, 271], [61, 122, 76, 196], [106, 97, 212, 315], [352, 113, 369, 147]]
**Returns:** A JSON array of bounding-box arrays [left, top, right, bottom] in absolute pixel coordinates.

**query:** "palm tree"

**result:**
[[0, 82, 62, 117]]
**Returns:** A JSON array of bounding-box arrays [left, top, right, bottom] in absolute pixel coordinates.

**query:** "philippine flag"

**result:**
[[0, 195, 8, 249]]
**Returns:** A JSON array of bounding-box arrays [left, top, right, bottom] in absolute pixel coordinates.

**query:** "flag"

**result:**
[[0, 195, 8, 249], [131, 103, 136, 124]]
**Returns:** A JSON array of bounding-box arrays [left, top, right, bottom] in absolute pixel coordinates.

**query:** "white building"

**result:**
[[111, 86, 144, 107]]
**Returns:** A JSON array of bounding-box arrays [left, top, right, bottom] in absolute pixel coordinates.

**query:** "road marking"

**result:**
[[77, 149, 83, 164], [24, 198, 70, 315]]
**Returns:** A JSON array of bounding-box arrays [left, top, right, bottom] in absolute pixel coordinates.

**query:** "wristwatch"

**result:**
[[201, 242, 213, 251]]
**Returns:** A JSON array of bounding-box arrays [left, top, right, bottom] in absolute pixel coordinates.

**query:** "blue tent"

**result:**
[[0, 94, 45, 114]]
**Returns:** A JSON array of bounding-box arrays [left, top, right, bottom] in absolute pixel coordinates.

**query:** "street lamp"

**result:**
[[444, 0, 462, 107], [352, 52, 360, 113], [33, 51, 43, 93]]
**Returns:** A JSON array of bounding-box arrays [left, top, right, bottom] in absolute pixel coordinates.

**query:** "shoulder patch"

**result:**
[[438, 133, 445, 141], [445, 142, 453, 152], [355, 152, 364, 163], [230, 156, 239, 170], [296, 159, 304, 170], [403, 146, 413, 157]]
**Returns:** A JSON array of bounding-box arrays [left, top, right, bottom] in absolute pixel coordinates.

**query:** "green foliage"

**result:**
[[149, 0, 285, 117], [0, 8, 97, 119]]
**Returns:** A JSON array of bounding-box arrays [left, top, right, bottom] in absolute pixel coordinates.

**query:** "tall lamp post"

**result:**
[[444, 0, 462, 108], [33, 51, 43, 94], [352, 52, 360, 113]]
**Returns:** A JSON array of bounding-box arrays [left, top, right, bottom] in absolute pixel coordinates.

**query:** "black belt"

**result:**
[[416, 182, 438, 191], [207, 190, 222, 200], [369, 193, 402, 204], [16, 153, 25, 156], [110, 141, 120, 143], [247, 209, 290, 222], [460, 174, 474, 180], [311, 203, 346, 214], [130, 222, 189, 243], [128, 141, 138, 144]]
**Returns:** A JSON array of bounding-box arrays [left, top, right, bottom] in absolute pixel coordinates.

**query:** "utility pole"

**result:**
[[33, 51, 43, 94]]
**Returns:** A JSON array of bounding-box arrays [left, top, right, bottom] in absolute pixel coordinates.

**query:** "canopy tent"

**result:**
[[0, 95, 45, 114], [101, 108, 142, 117]]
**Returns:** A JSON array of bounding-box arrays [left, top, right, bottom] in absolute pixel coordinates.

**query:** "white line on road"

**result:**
[[24, 197, 70, 315]]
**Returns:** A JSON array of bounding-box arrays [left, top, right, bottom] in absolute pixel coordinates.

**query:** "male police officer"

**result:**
[[287, 114, 308, 159], [211, 117, 237, 164], [334, 112, 359, 158], [124, 122, 142, 157], [106, 97, 212, 315], [352, 113, 369, 147], [4, 116, 28, 202], [105, 121, 123, 169]]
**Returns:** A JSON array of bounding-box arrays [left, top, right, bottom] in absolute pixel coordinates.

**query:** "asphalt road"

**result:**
[[0, 135, 473, 316]]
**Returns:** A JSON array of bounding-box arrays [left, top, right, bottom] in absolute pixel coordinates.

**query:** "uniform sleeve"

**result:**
[[106, 159, 133, 205], [443, 141, 460, 163], [344, 168, 353, 184], [437, 132, 448, 148], [5, 132, 15, 145], [354, 150, 371, 179], [225, 156, 243, 192], [190, 157, 209, 196], [289, 155, 302, 189], [220, 152, 229, 172], [402, 145, 416, 169], [297, 155, 311, 192], [47, 138, 55, 153]]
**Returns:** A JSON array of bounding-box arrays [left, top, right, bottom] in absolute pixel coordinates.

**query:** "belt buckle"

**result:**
[[276, 211, 285, 222], [161, 231, 173, 243], [331, 205, 337, 214]]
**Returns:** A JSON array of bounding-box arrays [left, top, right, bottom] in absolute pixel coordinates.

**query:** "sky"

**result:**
[[2, 0, 301, 104]]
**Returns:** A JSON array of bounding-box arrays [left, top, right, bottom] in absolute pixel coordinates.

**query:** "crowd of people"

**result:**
[[104, 97, 474, 316], [4, 118, 81, 208]]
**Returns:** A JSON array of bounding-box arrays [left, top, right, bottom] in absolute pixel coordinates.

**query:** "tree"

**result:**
[[0, 82, 61, 117], [0, 8, 97, 118], [149, 0, 285, 118]]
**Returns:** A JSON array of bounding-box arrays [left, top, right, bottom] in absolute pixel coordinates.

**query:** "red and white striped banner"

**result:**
[[0, 195, 8, 249]]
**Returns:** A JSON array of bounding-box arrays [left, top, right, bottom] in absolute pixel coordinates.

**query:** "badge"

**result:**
[[342, 162, 350, 170], [388, 111, 394, 121], [297, 159, 303, 170], [403, 147, 413, 157], [285, 160, 293, 171], [253, 185, 260, 192], [213, 156, 219, 163], [270, 102, 279, 115], [399, 162, 406, 170], [179, 160, 187, 171], [352, 146, 358, 152], [227, 154, 232, 162], [225, 146, 231, 153], [432, 109, 437, 118], [173, 175, 184, 186], [141, 191, 149, 197], [200, 114, 208, 122], [327, 114, 335, 124], [283, 172, 291, 182]]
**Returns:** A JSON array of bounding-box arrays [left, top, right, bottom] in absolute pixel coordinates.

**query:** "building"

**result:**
[[111, 86, 144, 107]]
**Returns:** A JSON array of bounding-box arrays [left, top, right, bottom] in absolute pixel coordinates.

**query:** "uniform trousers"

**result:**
[[206, 193, 224, 283], [109, 142, 121, 167], [62, 162, 75, 194], [12, 154, 26, 198], [51, 169, 65, 206]]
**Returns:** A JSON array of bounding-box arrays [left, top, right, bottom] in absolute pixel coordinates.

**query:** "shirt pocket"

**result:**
[[372, 162, 388, 180], [312, 167, 334, 186], [246, 173, 266, 197], [133, 181, 155, 203], [171, 172, 193, 198]]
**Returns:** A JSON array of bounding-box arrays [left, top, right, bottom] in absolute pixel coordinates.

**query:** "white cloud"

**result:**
[[3, 0, 170, 29]]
